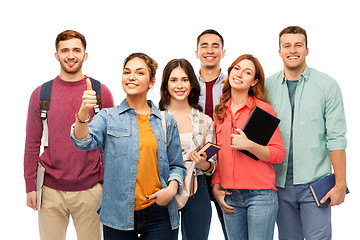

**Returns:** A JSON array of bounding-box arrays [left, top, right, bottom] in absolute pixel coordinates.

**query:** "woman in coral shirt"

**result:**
[[212, 54, 285, 240]]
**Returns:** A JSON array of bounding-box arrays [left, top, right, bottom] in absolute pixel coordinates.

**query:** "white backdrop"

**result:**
[[1, 0, 358, 239]]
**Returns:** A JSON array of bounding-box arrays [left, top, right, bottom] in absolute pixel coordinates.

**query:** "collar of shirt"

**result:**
[[281, 66, 310, 84], [198, 71, 226, 84], [117, 99, 161, 119], [225, 96, 255, 111], [224, 97, 256, 130]]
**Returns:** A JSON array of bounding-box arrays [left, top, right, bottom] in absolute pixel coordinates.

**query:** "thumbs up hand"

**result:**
[[79, 78, 97, 115], [86, 77, 93, 91]]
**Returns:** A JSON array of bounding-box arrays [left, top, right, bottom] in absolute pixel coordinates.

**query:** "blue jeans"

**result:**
[[223, 189, 278, 240], [180, 175, 211, 240], [103, 203, 178, 240], [277, 185, 332, 240]]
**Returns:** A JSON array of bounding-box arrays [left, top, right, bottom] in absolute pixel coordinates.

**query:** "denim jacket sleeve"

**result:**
[[70, 109, 108, 151], [164, 112, 187, 194]]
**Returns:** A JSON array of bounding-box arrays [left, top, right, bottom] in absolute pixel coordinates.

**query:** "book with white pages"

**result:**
[[36, 163, 45, 210]]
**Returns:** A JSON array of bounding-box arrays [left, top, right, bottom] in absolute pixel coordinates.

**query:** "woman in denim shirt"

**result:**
[[71, 52, 186, 240], [159, 59, 216, 240]]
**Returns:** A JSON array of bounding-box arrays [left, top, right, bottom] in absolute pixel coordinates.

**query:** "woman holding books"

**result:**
[[159, 58, 216, 240], [212, 54, 285, 240], [71, 52, 186, 240]]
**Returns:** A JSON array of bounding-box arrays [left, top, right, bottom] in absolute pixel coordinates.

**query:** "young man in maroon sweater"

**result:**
[[24, 30, 114, 240]]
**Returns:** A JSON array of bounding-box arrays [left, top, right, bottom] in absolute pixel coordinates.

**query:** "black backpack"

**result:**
[[39, 78, 101, 147]]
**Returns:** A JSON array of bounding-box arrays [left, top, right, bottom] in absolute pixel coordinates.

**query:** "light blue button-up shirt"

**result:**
[[197, 72, 227, 113], [266, 66, 347, 188], [71, 100, 186, 230]]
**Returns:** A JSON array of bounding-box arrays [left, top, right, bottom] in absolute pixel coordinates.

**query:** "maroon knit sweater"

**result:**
[[24, 76, 114, 192]]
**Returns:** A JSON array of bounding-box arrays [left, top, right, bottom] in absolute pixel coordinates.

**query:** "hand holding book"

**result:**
[[235, 106, 280, 160], [231, 127, 271, 161], [189, 151, 210, 172], [309, 174, 349, 207], [231, 128, 251, 150], [197, 142, 220, 160], [321, 184, 348, 207]]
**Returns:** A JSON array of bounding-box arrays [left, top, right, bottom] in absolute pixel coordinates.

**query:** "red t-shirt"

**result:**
[[24, 76, 114, 192], [205, 78, 217, 119]]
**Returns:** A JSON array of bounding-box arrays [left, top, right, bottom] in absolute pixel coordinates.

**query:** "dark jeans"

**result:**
[[205, 175, 228, 240], [103, 203, 178, 240], [180, 175, 211, 240]]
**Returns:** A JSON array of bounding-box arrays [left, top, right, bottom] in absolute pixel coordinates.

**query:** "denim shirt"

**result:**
[[71, 100, 186, 230], [197, 71, 227, 113], [266, 67, 347, 188]]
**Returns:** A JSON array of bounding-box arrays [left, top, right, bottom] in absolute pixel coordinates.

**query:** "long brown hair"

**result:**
[[159, 58, 202, 111], [214, 54, 269, 123]]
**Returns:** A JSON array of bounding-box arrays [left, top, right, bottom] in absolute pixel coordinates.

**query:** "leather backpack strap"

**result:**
[[39, 80, 54, 147]]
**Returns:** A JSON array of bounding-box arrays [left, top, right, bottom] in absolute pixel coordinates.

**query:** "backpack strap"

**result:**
[[39, 78, 102, 147], [39, 80, 54, 147], [89, 77, 101, 114], [160, 111, 167, 150]]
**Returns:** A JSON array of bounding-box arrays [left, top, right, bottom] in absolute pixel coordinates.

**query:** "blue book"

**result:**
[[309, 174, 350, 207], [197, 142, 221, 160]]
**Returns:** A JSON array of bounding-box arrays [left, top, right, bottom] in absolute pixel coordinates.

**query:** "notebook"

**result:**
[[197, 142, 221, 160], [309, 174, 350, 207], [240, 106, 280, 160], [36, 163, 45, 210]]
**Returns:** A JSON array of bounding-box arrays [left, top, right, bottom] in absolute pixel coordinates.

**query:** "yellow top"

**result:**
[[134, 113, 162, 210]]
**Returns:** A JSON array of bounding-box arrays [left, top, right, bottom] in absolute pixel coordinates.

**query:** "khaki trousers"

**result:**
[[38, 184, 102, 240]]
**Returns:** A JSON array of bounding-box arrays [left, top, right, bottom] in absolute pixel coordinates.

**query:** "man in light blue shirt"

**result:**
[[196, 29, 226, 119], [195, 29, 228, 240], [266, 26, 347, 240]]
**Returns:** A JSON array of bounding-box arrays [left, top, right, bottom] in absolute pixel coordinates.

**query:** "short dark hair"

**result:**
[[159, 59, 202, 112], [279, 26, 308, 48], [55, 30, 86, 51], [197, 29, 224, 48]]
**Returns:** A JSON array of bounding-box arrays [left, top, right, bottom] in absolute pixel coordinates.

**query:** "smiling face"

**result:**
[[55, 38, 88, 75], [196, 34, 225, 68], [167, 66, 192, 103], [229, 59, 258, 92], [279, 33, 309, 73], [122, 57, 155, 97]]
